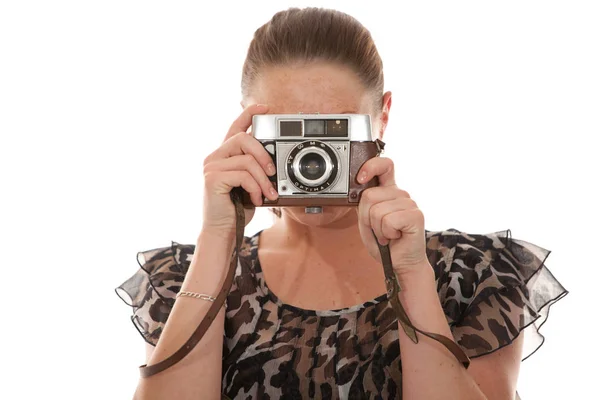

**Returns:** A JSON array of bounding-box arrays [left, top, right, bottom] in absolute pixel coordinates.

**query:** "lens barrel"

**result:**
[[287, 141, 338, 192]]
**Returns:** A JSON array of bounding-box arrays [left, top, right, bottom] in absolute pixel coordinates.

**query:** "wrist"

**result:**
[[394, 261, 435, 288], [198, 226, 236, 243], [195, 228, 237, 268], [191, 229, 237, 287]]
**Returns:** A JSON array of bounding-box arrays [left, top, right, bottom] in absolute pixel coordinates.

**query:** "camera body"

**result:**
[[242, 113, 385, 208]]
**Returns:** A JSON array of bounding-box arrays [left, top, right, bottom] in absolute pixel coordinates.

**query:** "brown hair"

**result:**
[[241, 7, 384, 111]]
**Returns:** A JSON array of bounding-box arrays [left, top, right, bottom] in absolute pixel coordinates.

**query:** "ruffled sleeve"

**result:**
[[441, 229, 568, 360], [115, 241, 196, 346]]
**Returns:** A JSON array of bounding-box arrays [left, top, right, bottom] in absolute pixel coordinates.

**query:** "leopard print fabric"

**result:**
[[116, 228, 568, 399]]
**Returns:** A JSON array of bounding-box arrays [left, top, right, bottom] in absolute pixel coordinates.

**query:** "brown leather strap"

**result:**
[[373, 229, 471, 369], [138, 188, 246, 379]]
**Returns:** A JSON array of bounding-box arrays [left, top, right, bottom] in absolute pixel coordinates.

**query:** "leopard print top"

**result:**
[[116, 228, 568, 399]]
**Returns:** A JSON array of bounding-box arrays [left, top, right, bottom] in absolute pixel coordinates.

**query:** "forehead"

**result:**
[[249, 62, 372, 114]]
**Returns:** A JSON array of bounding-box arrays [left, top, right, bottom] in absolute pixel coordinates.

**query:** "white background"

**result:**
[[1, 1, 597, 399]]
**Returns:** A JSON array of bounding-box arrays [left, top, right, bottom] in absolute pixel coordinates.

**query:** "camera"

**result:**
[[241, 113, 385, 208]]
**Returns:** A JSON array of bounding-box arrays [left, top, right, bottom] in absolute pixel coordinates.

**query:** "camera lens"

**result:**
[[299, 152, 326, 181], [292, 148, 332, 187], [288, 142, 338, 191]]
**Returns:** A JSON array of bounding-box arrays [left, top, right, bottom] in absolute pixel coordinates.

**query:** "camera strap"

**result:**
[[373, 230, 470, 369], [139, 147, 470, 382]]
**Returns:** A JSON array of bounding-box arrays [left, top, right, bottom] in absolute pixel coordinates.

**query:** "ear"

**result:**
[[378, 91, 392, 140]]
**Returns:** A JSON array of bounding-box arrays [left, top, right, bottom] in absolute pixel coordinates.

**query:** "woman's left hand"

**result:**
[[356, 157, 429, 278]]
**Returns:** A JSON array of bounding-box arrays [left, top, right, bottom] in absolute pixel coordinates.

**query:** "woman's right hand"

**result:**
[[201, 104, 279, 237]]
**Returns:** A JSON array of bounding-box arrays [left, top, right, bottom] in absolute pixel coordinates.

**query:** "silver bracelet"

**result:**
[[176, 291, 216, 302]]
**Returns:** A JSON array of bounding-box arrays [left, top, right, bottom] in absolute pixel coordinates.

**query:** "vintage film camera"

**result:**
[[241, 113, 385, 211]]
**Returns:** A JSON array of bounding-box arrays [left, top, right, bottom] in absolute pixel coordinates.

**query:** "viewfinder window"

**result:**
[[280, 121, 303, 136], [305, 120, 325, 136]]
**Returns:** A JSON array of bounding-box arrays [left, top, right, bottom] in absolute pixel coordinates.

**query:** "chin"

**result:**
[[281, 206, 355, 228]]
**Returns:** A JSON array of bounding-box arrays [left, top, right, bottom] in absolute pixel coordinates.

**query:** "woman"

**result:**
[[116, 7, 568, 399]]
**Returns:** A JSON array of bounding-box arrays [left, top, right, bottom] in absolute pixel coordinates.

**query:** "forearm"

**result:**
[[135, 230, 234, 400], [396, 265, 486, 400]]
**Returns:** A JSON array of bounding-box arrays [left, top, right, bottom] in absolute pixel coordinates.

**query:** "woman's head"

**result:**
[[241, 7, 392, 227], [242, 7, 387, 115], [242, 7, 390, 119]]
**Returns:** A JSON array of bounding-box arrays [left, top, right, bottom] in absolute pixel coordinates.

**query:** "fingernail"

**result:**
[[359, 171, 367, 183], [256, 104, 268, 108], [269, 187, 278, 198], [266, 163, 276, 175]]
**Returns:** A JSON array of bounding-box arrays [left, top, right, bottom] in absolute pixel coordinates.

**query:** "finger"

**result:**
[[206, 132, 276, 177], [359, 186, 410, 209], [224, 104, 269, 141], [381, 209, 424, 238], [369, 202, 390, 245], [206, 170, 264, 206], [381, 211, 405, 242], [357, 188, 414, 228], [363, 197, 417, 245], [204, 154, 278, 201], [356, 157, 395, 187]]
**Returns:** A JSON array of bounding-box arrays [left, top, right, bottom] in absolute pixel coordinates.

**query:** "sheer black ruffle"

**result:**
[[443, 229, 569, 361]]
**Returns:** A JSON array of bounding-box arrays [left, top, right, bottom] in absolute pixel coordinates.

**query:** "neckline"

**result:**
[[252, 229, 389, 317]]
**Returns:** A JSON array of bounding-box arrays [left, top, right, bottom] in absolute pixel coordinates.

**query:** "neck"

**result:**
[[270, 207, 367, 260]]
